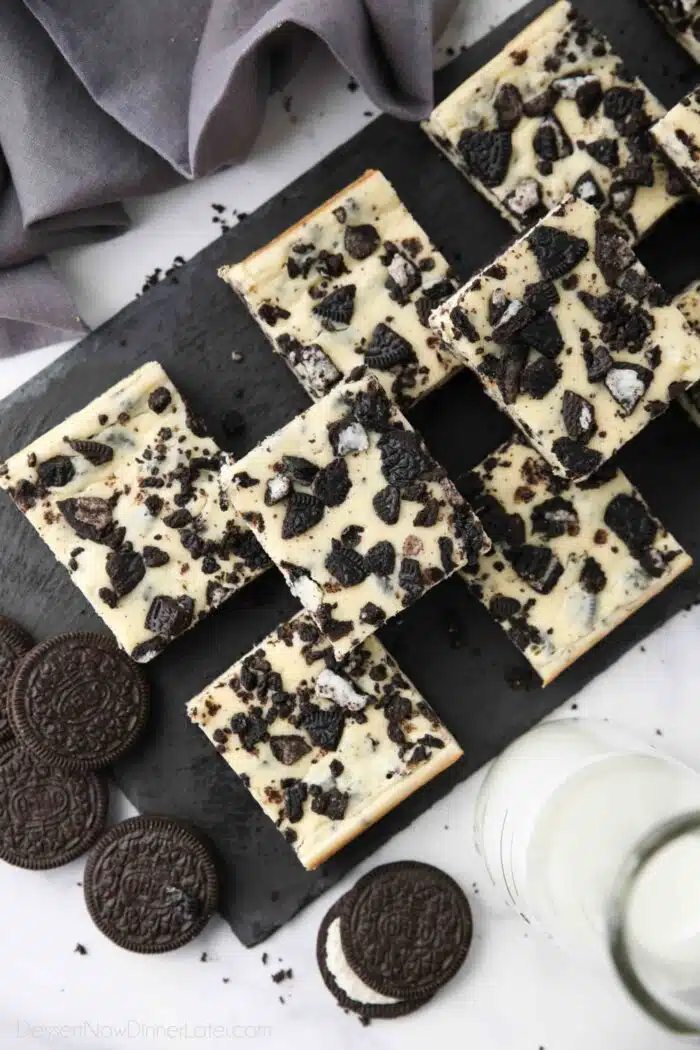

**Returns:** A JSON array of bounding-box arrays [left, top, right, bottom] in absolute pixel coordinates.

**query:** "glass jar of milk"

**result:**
[[474, 718, 700, 1034]]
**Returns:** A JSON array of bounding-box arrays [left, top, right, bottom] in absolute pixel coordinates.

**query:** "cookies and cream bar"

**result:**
[[0, 363, 270, 662], [652, 86, 700, 195], [672, 280, 700, 426], [219, 170, 461, 406], [423, 1, 683, 239], [187, 611, 462, 869], [461, 433, 691, 684], [430, 196, 700, 479], [225, 373, 489, 659], [644, 0, 700, 64]]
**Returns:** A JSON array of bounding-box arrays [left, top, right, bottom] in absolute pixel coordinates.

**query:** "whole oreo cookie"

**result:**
[[0, 616, 33, 743], [317, 896, 432, 1020], [340, 861, 472, 1000], [84, 816, 219, 953], [0, 742, 108, 869], [9, 633, 149, 771]]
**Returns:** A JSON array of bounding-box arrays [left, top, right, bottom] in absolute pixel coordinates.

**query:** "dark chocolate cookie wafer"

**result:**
[[340, 861, 472, 1000], [0, 741, 108, 869], [317, 896, 432, 1019], [10, 633, 149, 771], [84, 816, 219, 953], [0, 616, 33, 743]]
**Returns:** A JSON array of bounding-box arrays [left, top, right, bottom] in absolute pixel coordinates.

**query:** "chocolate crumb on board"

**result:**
[[74, 944, 88, 955], [262, 952, 269, 965], [347, 79, 358, 92], [504, 665, 539, 691], [137, 255, 186, 296], [271, 968, 293, 984], [200, 952, 208, 962]]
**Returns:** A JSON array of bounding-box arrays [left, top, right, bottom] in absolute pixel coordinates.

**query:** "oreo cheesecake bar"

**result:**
[[672, 280, 700, 425], [423, 1, 683, 239], [644, 0, 700, 64], [219, 170, 461, 406], [652, 86, 700, 195], [461, 433, 691, 684], [187, 611, 462, 869], [225, 373, 489, 659], [0, 363, 270, 662], [431, 196, 700, 480]]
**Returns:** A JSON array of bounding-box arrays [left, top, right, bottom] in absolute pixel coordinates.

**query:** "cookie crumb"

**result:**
[[271, 968, 293, 984], [347, 79, 358, 92], [200, 952, 208, 962], [231, 351, 244, 363], [505, 666, 539, 691], [74, 944, 87, 956], [262, 952, 269, 965]]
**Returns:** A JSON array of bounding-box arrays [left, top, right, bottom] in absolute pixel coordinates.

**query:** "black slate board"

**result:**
[[2, 0, 700, 947]]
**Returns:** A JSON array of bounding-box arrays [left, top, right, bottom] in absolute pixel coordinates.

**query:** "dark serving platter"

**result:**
[[1, 0, 700, 945]]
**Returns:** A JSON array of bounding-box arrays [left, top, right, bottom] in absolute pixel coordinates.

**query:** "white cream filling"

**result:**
[[325, 918, 399, 1006]]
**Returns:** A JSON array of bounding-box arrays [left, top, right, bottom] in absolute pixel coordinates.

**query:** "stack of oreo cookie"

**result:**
[[0, 623, 150, 870], [317, 861, 473, 1021], [0, 620, 220, 953]]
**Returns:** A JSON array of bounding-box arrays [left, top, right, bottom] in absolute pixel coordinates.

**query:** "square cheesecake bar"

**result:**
[[0, 363, 270, 662], [460, 433, 691, 684], [225, 373, 489, 659], [219, 169, 461, 406], [187, 611, 462, 869], [431, 196, 700, 479], [423, 1, 683, 238], [644, 0, 700, 64], [652, 86, 700, 194], [672, 279, 700, 425]]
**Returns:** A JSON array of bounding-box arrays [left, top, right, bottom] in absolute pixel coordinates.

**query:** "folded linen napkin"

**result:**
[[0, 0, 456, 355]]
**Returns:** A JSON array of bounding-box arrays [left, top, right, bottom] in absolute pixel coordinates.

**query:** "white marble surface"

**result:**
[[1, 2, 699, 1047]]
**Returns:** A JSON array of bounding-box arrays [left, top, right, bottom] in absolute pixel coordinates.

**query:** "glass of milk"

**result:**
[[474, 718, 700, 1033]]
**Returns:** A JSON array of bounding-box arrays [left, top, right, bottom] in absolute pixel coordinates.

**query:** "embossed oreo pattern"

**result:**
[[340, 861, 472, 999], [10, 633, 149, 771], [84, 816, 219, 953], [316, 897, 432, 1019], [0, 742, 108, 869], [0, 616, 32, 743]]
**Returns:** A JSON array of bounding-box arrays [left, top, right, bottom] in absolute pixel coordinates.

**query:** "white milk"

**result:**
[[474, 720, 700, 955], [625, 833, 700, 1012]]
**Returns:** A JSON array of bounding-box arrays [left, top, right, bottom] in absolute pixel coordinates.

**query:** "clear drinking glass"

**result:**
[[474, 718, 700, 1034]]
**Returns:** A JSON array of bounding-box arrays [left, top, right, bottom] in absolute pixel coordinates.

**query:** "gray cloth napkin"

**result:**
[[0, 0, 456, 356]]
